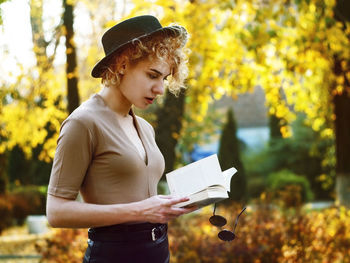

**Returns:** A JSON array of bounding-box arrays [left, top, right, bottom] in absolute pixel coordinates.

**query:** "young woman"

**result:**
[[46, 15, 195, 263]]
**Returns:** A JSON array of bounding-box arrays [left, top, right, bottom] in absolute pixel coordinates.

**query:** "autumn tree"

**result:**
[[0, 0, 125, 164], [0, 0, 67, 165], [1, 0, 349, 206], [240, 0, 350, 205], [0, 0, 82, 164], [332, 0, 350, 206], [128, 0, 248, 171], [128, 0, 350, 205], [0, 0, 65, 185], [63, 0, 80, 113]]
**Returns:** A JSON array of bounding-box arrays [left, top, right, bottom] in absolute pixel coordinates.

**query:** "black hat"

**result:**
[[91, 15, 186, 78]]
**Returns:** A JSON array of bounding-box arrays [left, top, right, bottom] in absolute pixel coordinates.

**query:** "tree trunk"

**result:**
[[334, 0, 350, 206], [0, 154, 8, 194], [155, 89, 186, 176], [63, 0, 80, 114], [334, 89, 350, 206], [30, 0, 48, 70]]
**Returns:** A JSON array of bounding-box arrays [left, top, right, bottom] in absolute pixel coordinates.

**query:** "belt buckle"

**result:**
[[151, 227, 158, 241]]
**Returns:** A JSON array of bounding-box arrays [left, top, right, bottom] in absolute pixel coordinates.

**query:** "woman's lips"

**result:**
[[145, 97, 155, 104]]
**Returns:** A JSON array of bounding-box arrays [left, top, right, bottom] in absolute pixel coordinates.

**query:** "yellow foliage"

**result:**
[[280, 125, 293, 138], [66, 0, 76, 6], [2, 0, 349, 162], [311, 118, 324, 131], [1, 68, 67, 160]]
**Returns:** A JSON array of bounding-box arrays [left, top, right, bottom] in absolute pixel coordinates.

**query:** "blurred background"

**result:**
[[0, 0, 350, 262]]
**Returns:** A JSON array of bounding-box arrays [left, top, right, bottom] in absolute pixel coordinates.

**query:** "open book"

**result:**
[[166, 154, 237, 208]]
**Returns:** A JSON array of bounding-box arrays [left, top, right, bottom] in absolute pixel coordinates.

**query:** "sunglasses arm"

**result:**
[[233, 207, 246, 233]]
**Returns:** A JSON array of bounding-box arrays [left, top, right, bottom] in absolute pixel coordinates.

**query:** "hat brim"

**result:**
[[91, 25, 186, 78]]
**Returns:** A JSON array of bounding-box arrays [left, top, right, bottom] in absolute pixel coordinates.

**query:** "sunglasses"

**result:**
[[209, 203, 246, 241]]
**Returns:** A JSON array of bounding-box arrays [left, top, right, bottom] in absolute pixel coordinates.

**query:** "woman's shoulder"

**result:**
[[62, 95, 103, 129]]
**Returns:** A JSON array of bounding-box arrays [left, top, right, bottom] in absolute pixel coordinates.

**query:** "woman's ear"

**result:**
[[117, 55, 128, 75], [116, 55, 129, 75], [119, 67, 125, 75]]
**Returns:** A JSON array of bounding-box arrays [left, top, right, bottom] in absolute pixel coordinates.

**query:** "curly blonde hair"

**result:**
[[101, 26, 189, 96]]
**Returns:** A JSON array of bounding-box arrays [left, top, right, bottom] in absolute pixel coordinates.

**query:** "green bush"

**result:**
[[243, 114, 334, 201], [218, 108, 247, 202], [7, 145, 52, 186], [247, 176, 266, 199], [267, 169, 314, 207], [10, 185, 47, 224], [0, 185, 48, 227]]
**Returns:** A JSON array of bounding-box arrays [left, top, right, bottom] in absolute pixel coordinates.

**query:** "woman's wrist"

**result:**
[[112, 200, 144, 223]]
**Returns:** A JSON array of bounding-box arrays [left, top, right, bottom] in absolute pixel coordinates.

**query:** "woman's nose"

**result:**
[[152, 80, 164, 95]]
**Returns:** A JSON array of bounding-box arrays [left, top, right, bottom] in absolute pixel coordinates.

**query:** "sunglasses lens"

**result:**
[[209, 215, 227, 227], [218, 229, 236, 241]]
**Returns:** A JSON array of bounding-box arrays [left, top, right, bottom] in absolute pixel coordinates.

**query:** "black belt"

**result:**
[[88, 223, 168, 242]]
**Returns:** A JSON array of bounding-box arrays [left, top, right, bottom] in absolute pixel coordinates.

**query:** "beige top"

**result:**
[[48, 94, 165, 205]]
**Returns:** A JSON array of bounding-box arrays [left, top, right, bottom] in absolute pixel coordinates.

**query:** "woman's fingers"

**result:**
[[165, 207, 188, 215], [141, 195, 195, 223], [165, 196, 190, 206], [157, 195, 173, 199], [158, 195, 189, 203]]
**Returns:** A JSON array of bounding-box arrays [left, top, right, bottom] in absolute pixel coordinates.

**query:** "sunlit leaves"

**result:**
[[126, 0, 350, 162], [245, 0, 349, 142], [0, 69, 67, 160], [2, 0, 349, 163]]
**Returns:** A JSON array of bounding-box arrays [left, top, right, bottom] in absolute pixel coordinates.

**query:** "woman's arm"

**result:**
[[46, 194, 195, 228]]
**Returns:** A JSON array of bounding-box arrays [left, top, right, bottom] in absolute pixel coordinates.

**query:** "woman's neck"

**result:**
[[98, 86, 131, 117]]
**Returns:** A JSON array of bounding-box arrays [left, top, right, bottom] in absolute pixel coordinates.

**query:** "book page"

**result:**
[[222, 167, 237, 192], [173, 186, 229, 208], [166, 154, 225, 197]]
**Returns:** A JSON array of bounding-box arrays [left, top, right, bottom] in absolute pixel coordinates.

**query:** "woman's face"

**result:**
[[118, 57, 171, 109]]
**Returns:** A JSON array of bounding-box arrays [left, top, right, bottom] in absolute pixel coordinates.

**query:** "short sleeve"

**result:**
[[48, 118, 94, 200]]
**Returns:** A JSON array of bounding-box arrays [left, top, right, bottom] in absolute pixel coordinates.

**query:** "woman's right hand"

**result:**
[[139, 195, 197, 223]]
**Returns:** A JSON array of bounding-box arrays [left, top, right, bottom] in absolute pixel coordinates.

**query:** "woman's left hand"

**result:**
[[136, 195, 197, 223]]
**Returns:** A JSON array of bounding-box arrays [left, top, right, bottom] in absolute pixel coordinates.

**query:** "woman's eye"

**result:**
[[148, 73, 158, 79]]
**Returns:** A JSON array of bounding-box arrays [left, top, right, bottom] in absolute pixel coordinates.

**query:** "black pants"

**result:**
[[83, 223, 170, 263]]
